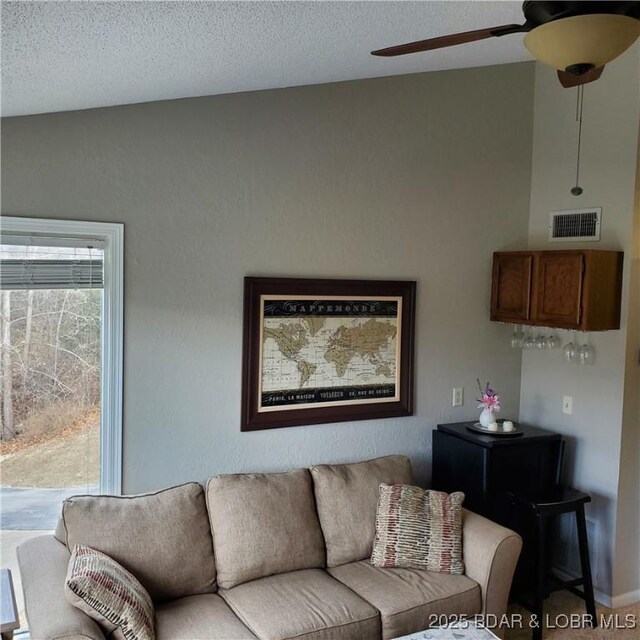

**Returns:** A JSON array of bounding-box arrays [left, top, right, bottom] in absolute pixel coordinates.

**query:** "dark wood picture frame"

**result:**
[[241, 276, 416, 431]]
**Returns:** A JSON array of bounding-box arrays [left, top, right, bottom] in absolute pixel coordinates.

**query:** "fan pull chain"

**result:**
[[571, 84, 584, 196]]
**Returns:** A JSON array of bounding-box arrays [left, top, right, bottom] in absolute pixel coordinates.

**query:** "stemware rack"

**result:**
[[507, 324, 595, 365]]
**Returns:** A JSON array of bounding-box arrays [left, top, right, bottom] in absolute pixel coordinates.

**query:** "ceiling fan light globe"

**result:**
[[523, 14, 640, 73]]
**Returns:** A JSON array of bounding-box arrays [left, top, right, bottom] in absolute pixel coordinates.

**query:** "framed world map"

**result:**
[[241, 277, 416, 431]]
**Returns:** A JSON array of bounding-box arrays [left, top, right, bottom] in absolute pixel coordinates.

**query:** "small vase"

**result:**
[[479, 408, 495, 428]]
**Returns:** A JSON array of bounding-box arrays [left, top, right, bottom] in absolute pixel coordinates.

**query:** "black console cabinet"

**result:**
[[432, 422, 564, 594]]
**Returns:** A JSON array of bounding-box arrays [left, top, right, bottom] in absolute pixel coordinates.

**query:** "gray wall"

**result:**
[[1, 63, 534, 493], [520, 46, 640, 599]]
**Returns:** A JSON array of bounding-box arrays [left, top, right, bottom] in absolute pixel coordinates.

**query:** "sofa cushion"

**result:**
[[220, 568, 380, 640], [65, 544, 154, 640], [156, 594, 257, 640], [371, 484, 465, 574], [206, 469, 325, 589], [310, 455, 412, 567], [60, 483, 216, 601], [328, 560, 481, 640]]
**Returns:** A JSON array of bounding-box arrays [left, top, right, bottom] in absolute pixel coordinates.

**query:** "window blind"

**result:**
[[1, 233, 106, 250], [0, 259, 104, 290], [1, 231, 105, 290]]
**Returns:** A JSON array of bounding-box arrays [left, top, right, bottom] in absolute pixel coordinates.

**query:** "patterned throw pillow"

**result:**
[[371, 484, 465, 574], [65, 544, 155, 640]]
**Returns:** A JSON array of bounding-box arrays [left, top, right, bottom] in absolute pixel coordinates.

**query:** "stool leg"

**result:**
[[533, 514, 545, 640], [576, 505, 597, 627]]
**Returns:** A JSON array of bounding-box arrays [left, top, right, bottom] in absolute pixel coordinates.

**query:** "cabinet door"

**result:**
[[535, 252, 584, 328], [432, 432, 488, 514], [490, 253, 533, 323]]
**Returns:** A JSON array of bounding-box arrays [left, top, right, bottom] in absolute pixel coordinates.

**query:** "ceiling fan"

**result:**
[[371, 1, 640, 87]]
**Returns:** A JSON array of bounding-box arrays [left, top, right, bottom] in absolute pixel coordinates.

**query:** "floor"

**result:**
[[506, 590, 640, 639]]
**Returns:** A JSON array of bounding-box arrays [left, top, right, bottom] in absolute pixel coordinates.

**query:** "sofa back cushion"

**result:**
[[310, 455, 412, 567], [206, 468, 325, 589], [59, 482, 217, 602]]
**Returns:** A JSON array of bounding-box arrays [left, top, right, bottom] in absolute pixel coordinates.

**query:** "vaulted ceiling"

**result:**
[[1, 1, 531, 117]]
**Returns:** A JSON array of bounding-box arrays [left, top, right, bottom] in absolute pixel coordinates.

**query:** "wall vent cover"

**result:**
[[549, 208, 601, 241]]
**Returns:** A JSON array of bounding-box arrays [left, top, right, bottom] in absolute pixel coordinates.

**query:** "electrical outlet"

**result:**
[[562, 396, 573, 415], [452, 387, 464, 407]]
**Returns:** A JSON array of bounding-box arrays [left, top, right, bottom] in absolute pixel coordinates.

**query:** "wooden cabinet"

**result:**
[[491, 253, 533, 323], [490, 250, 623, 331]]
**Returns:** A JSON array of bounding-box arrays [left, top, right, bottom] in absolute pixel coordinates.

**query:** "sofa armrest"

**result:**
[[18, 535, 105, 640], [462, 509, 522, 621]]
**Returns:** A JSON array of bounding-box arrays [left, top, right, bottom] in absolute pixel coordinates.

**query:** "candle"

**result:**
[[503, 421, 515, 431], [487, 422, 499, 432]]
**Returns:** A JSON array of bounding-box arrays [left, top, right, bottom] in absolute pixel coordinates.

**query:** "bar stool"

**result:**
[[511, 487, 597, 640]]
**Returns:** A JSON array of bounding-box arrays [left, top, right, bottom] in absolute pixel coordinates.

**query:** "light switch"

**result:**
[[562, 396, 573, 415]]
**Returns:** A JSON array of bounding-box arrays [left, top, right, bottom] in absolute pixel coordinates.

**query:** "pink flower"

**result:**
[[476, 379, 501, 413]]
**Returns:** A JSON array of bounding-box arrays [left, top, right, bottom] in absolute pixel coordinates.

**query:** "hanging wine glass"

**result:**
[[579, 334, 595, 365], [548, 333, 561, 350], [511, 326, 523, 349], [563, 341, 577, 363], [523, 328, 536, 350], [536, 333, 546, 350], [578, 344, 595, 365]]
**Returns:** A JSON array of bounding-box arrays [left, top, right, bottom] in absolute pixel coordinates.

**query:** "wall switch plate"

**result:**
[[562, 396, 573, 415], [452, 387, 464, 407]]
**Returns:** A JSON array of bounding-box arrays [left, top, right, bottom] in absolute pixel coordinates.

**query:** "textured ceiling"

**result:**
[[1, 1, 532, 117]]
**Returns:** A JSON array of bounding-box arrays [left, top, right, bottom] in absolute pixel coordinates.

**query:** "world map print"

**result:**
[[259, 298, 400, 410]]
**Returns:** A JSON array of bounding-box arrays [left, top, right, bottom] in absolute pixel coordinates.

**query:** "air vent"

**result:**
[[549, 208, 601, 241]]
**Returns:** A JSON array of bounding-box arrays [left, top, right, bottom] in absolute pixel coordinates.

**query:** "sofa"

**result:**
[[18, 455, 522, 640]]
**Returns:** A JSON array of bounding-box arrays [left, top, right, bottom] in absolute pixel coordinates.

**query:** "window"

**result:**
[[0, 216, 123, 631]]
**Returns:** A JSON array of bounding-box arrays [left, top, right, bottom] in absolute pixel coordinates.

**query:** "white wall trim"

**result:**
[[607, 588, 640, 609], [554, 566, 640, 608], [593, 588, 614, 608], [1, 215, 124, 494]]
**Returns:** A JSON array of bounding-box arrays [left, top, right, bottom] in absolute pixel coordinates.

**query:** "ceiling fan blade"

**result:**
[[557, 66, 605, 88], [371, 24, 527, 57]]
